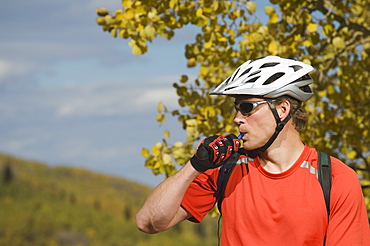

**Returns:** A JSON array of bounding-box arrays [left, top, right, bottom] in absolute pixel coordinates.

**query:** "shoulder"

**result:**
[[327, 156, 364, 208], [329, 156, 359, 185], [305, 146, 361, 195], [305, 146, 358, 181]]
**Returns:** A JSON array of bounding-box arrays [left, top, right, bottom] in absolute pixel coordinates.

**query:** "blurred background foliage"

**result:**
[[96, 0, 369, 219], [0, 154, 217, 245]]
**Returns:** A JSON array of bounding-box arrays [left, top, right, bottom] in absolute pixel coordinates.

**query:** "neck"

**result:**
[[257, 127, 304, 173]]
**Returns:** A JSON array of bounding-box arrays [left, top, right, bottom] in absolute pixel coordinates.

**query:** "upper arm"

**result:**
[[166, 205, 193, 229], [326, 160, 370, 245]]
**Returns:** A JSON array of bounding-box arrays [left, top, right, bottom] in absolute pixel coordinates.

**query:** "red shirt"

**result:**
[[181, 145, 370, 245]]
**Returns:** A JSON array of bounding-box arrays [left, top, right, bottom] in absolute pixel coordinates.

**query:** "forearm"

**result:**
[[136, 161, 200, 234]]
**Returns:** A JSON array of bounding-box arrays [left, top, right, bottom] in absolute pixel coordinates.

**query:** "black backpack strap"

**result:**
[[216, 150, 332, 218], [216, 151, 240, 214], [317, 151, 332, 217]]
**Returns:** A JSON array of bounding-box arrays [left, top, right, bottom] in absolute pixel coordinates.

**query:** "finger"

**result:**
[[225, 134, 240, 151]]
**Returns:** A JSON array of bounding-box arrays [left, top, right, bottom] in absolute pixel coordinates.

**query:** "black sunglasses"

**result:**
[[234, 100, 268, 115]]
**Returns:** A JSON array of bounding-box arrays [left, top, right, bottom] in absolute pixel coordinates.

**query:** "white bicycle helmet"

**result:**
[[211, 56, 314, 102]]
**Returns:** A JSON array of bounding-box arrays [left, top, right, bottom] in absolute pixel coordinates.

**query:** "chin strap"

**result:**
[[251, 99, 300, 154]]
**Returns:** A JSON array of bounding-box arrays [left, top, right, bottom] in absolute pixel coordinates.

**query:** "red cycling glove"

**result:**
[[190, 134, 240, 172]]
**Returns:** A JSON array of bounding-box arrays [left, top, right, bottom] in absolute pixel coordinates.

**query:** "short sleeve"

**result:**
[[181, 168, 219, 223], [326, 157, 370, 246]]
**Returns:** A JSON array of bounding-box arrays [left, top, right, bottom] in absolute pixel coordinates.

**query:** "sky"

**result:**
[[0, 0, 269, 187]]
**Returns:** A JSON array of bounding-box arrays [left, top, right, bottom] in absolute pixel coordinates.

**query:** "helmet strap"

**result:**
[[250, 99, 300, 153]]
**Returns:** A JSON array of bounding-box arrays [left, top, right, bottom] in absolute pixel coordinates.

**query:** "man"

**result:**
[[136, 56, 370, 245]]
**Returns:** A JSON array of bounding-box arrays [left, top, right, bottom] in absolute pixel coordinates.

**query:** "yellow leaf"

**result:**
[[204, 40, 212, 49], [196, 8, 203, 17], [141, 148, 150, 158], [174, 141, 183, 148], [302, 58, 311, 65], [144, 25, 156, 39], [302, 39, 312, 47], [148, 9, 159, 21], [247, 2, 256, 14], [269, 13, 279, 24], [250, 32, 263, 43], [152, 142, 163, 155], [164, 130, 170, 138], [179, 75, 188, 83], [122, 0, 133, 7], [225, 124, 233, 132], [185, 119, 197, 127], [199, 66, 209, 78], [350, 4, 363, 15], [157, 102, 163, 112], [268, 41, 278, 53], [136, 5, 146, 15], [96, 17, 106, 25], [162, 154, 172, 165], [96, 7, 109, 17], [322, 24, 334, 36], [156, 113, 165, 123], [265, 5, 275, 15], [132, 46, 143, 55], [114, 9, 123, 15], [307, 23, 318, 33], [332, 37, 345, 49], [123, 9, 135, 20], [187, 58, 197, 67], [257, 26, 268, 36], [153, 160, 162, 170], [318, 90, 326, 97], [346, 150, 357, 159], [204, 106, 217, 118], [128, 40, 142, 55], [218, 36, 228, 42], [169, 0, 176, 8], [110, 28, 117, 38], [327, 85, 335, 95], [104, 15, 113, 23]]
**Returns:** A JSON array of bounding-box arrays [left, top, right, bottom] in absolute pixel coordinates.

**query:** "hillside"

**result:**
[[0, 153, 218, 246]]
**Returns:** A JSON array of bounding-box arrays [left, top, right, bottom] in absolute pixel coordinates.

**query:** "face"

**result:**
[[233, 96, 276, 151]]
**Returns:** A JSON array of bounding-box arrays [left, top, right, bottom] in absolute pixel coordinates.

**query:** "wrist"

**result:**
[[184, 161, 203, 178], [190, 156, 209, 172]]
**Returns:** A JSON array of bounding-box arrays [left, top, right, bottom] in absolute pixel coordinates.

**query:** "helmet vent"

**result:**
[[260, 62, 279, 68], [230, 67, 241, 82], [293, 74, 311, 82], [247, 70, 261, 77], [289, 65, 303, 72], [263, 72, 285, 85], [223, 76, 231, 85], [238, 67, 252, 78], [299, 85, 312, 93], [245, 76, 260, 83], [225, 86, 237, 91]]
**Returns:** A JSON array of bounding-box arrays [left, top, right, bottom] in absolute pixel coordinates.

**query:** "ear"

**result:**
[[276, 100, 291, 120]]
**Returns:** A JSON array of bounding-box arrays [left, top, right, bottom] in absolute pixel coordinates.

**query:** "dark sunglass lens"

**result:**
[[240, 102, 253, 114]]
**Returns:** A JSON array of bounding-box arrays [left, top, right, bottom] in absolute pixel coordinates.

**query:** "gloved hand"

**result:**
[[190, 134, 240, 172]]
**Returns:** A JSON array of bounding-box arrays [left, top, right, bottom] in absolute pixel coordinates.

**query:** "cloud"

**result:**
[[138, 88, 177, 107], [0, 59, 20, 82], [55, 78, 179, 118], [0, 0, 194, 187], [0, 0, 133, 86]]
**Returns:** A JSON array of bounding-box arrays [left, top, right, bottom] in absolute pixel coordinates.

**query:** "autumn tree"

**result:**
[[96, 0, 370, 216]]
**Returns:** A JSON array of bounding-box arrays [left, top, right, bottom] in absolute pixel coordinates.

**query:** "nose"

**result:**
[[233, 110, 246, 125]]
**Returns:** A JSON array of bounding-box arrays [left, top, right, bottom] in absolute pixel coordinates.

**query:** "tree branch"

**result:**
[[314, 0, 370, 36]]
